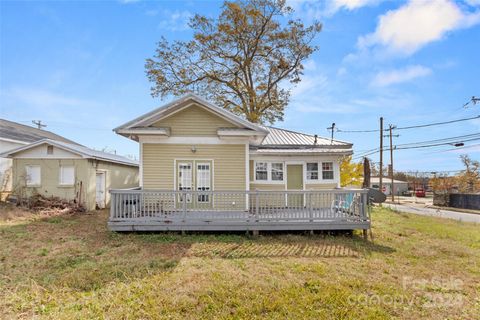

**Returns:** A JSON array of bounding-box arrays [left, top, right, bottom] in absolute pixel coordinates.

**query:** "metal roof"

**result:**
[[251, 148, 352, 154], [370, 177, 407, 184], [260, 126, 351, 147], [2, 139, 138, 167], [0, 119, 82, 145]]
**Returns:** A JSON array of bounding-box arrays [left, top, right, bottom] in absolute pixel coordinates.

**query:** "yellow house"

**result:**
[[115, 93, 352, 194], [108, 94, 369, 233]]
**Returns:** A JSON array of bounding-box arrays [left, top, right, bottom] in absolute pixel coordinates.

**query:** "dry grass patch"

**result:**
[[0, 206, 479, 319]]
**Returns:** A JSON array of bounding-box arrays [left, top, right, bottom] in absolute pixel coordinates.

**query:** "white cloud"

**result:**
[[331, 0, 378, 11], [291, 74, 328, 96], [371, 65, 432, 87], [158, 10, 192, 32], [358, 0, 480, 56], [288, 0, 377, 19]]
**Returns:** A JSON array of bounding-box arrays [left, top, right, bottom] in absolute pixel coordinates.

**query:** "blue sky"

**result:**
[[1, 0, 479, 173]]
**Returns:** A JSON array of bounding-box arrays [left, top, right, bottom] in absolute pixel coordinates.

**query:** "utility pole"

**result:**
[[389, 124, 396, 202], [32, 120, 46, 130], [327, 122, 336, 143], [379, 117, 384, 197]]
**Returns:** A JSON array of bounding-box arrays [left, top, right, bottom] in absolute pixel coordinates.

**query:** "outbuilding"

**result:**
[[370, 176, 409, 196], [2, 139, 139, 210]]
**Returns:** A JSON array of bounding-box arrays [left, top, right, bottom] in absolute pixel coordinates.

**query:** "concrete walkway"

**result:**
[[383, 203, 480, 224]]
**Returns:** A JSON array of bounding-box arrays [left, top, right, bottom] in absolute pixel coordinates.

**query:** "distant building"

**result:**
[[370, 176, 408, 196]]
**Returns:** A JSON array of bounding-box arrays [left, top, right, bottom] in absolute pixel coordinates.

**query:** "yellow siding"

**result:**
[[142, 144, 246, 190], [12, 158, 138, 211], [89, 160, 139, 210], [250, 183, 285, 191], [151, 104, 238, 136], [305, 183, 337, 190], [12, 158, 90, 205]]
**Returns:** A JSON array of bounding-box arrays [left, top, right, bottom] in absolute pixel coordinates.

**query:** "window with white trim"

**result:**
[[178, 163, 193, 203], [25, 165, 41, 186], [59, 166, 75, 185], [255, 162, 268, 181], [196, 163, 211, 203], [271, 163, 284, 181], [322, 162, 334, 180], [306, 163, 319, 180]]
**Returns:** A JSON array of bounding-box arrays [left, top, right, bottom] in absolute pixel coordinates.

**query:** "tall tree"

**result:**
[[145, 0, 321, 124]]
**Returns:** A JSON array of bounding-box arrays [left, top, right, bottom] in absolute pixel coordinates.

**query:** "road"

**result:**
[[383, 203, 480, 224]]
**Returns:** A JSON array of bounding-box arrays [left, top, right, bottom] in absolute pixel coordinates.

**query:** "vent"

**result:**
[[47, 145, 53, 155]]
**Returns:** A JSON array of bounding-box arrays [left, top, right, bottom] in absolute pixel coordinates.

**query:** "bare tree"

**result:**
[[146, 0, 321, 124]]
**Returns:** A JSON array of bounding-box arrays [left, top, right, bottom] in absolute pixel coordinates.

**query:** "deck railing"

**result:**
[[109, 189, 370, 231]]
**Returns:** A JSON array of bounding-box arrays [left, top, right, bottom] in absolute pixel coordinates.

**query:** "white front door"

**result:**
[[96, 172, 106, 209]]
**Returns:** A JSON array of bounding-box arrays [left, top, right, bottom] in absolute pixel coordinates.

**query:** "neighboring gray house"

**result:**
[[0, 119, 81, 199]]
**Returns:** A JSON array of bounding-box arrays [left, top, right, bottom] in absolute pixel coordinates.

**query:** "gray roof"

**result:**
[[259, 126, 352, 148], [0, 119, 81, 145], [370, 177, 408, 184], [251, 148, 352, 154], [2, 139, 138, 167]]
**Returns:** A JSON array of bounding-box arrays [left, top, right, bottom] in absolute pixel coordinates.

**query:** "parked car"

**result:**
[[402, 190, 412, 197], [415, 188, 426, 197]]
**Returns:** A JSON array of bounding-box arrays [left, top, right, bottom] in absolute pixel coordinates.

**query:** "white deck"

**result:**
[[108, 189, 370, 232]]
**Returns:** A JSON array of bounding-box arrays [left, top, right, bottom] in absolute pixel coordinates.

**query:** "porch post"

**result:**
[[182, 190, 187, 221], [255, 190, 259, 220]]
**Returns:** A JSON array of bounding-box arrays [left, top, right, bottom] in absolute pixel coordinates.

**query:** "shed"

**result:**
[[1, 139, 139, 210]]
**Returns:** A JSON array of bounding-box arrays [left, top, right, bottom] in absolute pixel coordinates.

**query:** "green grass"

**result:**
[[0, 206, 479, 319]]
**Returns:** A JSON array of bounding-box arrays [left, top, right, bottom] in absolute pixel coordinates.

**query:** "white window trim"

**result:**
[[59, 165, 75, 186], [253, 161, 285, 184], [196, 162, 212, 203], [305, 161, 337, 184], [25, 165, 41, 186], [321, 161, 335, 181], [305, 162, 319, 182]]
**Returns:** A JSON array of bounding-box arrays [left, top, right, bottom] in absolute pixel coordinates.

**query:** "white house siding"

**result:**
[[1, 139, 28, 196]]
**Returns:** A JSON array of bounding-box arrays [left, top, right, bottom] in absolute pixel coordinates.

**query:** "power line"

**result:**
[[337, 115, 480, 133], [395, 137, 480, 150], [352, 137, 480, 160], [395, 115, 480, 130], [394, 133, 480, 147]]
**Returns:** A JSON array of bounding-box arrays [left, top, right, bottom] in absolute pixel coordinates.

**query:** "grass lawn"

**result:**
[[1, 205, 479, 319]]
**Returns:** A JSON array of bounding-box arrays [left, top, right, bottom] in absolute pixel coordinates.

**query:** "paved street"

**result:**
[[383, 203, 480, 224]]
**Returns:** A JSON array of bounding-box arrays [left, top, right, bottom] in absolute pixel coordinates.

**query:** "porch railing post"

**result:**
[[110, 192, 115, 219], [363, 191, 368, 220], [182, 190, 187, 221], [308, 192, 313, 222], [255, 190, 259, 221]]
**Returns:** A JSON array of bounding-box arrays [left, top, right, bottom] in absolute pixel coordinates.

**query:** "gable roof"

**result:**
[[114, 93, 268, 134], [0, 119, 81, 145], [1, 139, 138, 167]]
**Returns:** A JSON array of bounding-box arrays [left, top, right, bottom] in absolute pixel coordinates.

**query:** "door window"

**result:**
[[196, 163, 211, 202], [178, 163, 192, 203]]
